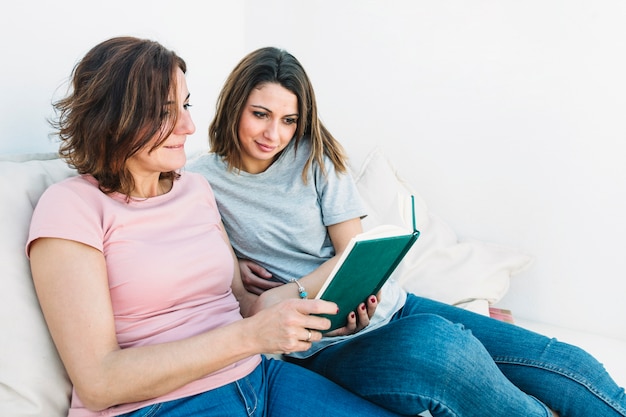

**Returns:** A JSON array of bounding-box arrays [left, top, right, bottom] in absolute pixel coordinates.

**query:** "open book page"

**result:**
[[354, 224, 412, 240]]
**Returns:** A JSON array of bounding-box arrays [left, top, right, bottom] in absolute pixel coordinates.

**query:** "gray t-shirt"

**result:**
[[187, 139, 406, 357]]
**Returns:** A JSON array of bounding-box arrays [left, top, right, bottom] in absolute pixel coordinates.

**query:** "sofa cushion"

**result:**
[[0, 150, 533, 417], [0, 153, 76, 417], [352, 148, 533, 308]]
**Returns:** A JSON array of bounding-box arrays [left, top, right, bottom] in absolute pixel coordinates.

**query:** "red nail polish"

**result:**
[[360, 304, 366, 310], [350, 312, 355, 318], [370, 297, 376, 303]]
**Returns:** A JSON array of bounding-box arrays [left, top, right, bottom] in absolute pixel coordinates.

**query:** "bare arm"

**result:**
[[30, 237, 335, 411], [247, 218, 379, 335]]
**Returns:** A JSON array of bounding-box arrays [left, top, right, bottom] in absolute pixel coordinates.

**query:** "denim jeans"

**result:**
[[289, 294, 626, 417], [118, 356, 401, 417]]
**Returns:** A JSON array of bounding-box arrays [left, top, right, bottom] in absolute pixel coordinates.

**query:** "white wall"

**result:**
[[2, 1, 625, 341], [0, 0, 247, 157], [242, 0, 626, 340]]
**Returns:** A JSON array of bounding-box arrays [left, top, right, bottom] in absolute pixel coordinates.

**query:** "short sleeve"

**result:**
[[27, 177, 105, 256], [315, 155, 367, 227]]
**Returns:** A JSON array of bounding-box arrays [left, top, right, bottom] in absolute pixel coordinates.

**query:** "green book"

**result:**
[[315, 196, 420, 331]]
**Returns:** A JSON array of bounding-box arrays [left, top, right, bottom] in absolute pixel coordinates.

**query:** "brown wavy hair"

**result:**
[[209, 46, 347, 182], [51, 36, 186, 196]]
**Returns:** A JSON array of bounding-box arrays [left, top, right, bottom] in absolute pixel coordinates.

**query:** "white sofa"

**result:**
[[1, 149, 624, 417]]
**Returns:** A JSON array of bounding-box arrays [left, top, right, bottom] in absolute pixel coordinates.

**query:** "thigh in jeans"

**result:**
[[399, 294, 626, 416], [295, 312, 551, 417], [117, 366, 264, 417], [262, 356, 401, 417]]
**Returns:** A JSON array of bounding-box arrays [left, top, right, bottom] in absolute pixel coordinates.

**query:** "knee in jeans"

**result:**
[[392, 314, 487, 374], [397, 313, 468, 343]]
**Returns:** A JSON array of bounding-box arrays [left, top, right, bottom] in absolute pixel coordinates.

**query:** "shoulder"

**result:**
[[39, 174, 100, 204], [185, 152, 224, 174], [29, 175, 109, 252], [291, 137, 313, 161], [177, 171, 218, 201], [34, 175, 121, 223], [184, 153, 241, 195], [180, 170, 209, 184], [293, 138, 343, 176]]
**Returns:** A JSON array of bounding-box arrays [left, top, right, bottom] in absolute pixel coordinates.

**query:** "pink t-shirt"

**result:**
[[27, 172, 260, 417]]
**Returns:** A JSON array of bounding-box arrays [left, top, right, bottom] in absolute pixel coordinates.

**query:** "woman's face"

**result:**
[[237, 82, 298, 174], [127, 68, 195, 176]]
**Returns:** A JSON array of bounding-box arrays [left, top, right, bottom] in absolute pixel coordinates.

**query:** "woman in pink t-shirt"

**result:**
[[26, 36, 400, 417]]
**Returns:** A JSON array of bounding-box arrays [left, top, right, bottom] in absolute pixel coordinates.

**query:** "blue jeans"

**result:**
[[118, 356, 401, 417], [288, 294, 626, 417]]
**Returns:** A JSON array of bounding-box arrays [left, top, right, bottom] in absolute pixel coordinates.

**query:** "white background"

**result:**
[[1, 0, 625, 341]]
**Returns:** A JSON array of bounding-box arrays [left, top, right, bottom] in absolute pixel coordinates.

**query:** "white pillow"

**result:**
[[352, 148, 533, 308], [0, 154, 76, 417]]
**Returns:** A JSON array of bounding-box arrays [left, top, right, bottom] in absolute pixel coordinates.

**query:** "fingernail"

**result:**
[[370, 297, 376, 303], [360, 304, 366, 310], [350, 312, 355, 318]]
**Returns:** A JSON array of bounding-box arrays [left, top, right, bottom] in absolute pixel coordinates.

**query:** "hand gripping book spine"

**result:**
[[315, 196, 420, 331]]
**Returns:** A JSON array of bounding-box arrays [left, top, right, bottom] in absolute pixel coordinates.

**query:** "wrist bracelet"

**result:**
[[290, 279, 308, 299]]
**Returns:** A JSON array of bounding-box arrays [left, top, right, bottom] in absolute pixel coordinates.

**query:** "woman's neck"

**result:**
[[130, 177, 172, 198]]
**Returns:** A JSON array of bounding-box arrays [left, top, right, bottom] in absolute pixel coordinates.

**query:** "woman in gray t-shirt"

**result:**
[[187, 47, 625, 417]]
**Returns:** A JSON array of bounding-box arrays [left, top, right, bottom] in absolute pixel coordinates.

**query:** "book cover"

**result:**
[[315, 196, 420, 331]]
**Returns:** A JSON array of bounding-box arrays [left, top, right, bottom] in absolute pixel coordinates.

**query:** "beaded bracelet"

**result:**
[[290, 279, 308, 299]]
